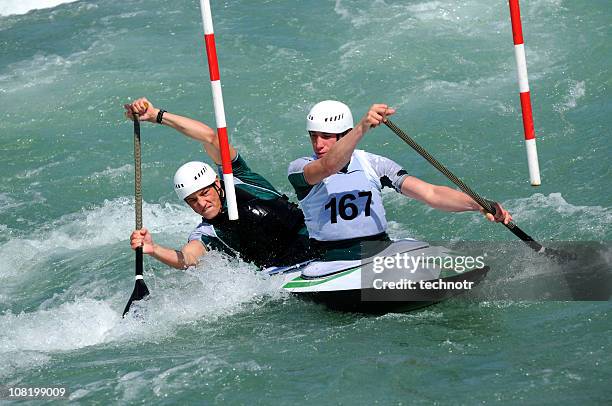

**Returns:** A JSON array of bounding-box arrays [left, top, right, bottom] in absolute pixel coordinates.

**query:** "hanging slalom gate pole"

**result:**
[[199, 0, 239, 220], [508, 0, 541, 186]]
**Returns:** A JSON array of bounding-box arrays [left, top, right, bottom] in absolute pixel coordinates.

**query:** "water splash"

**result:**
[[554, 80, 586, 113], [0, 0, 79, 17]]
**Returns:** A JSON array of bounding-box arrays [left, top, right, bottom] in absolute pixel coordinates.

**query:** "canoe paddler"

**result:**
[[124, 98, 316, 269], [287, 101, 512, 260]]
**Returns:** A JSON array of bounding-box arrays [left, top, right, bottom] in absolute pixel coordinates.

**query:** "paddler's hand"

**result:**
[[130, 228, 155, 254], [124, 97, 159, 123], [363, 104, 396, 129], [480, 201, 512, 224]]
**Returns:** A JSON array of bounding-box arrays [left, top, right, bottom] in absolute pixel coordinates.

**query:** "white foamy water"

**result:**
[[554, 80, 586, 113], [0, 193, 23, 214], [508, 193, 612, 239], [88, 164, 134, 181], [0, 194, 288, 377], [0, 239, 285, 378], [0, 0, 79, 17], [0, 38, 115, 95], [0, 267, 282, 378], [0, 197, 198, 281], [0, 257, 284, 376]]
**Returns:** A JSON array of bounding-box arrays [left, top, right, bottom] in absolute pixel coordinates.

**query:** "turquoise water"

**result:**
[[1, 0, 610, 403]]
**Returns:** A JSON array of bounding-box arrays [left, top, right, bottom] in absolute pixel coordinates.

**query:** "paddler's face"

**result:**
[[185, 179, 222, 219], [309, 131, 338, 158]]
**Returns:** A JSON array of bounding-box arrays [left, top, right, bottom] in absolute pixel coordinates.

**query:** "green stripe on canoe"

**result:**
[[282, 267, 360, 289], [282, 265, 481, 289]]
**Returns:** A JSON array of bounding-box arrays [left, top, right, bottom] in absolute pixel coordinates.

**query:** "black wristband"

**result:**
[[156, 109, 167, 124]]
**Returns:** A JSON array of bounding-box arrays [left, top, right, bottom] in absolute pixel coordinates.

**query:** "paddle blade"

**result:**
[[122, 278, 150, 318], [544, 247, 578, 263]]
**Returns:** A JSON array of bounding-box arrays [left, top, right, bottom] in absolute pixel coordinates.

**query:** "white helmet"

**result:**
[[306, 100, 353, 134], [173, 161, 217, 201]]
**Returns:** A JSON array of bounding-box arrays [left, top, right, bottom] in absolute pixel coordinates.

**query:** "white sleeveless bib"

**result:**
[[300, 150, 387, 241]]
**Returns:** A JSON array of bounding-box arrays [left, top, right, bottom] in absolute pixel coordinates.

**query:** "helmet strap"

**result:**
[[213, 183, 226, 207]]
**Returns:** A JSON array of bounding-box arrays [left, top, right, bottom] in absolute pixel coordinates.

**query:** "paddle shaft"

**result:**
[[122, 114, 149, 317], [384, 120, 545, 254], [133, 115, 144, 276]]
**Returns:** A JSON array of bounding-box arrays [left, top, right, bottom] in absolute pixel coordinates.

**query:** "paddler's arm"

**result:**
[[124, 97, 237, 165], [302, 104, 395, 185], [130, 228, 206, 270], [400, 176, 513, 224]]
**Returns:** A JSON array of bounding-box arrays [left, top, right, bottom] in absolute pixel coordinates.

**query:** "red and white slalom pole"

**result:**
[[199, 0, 238, 219], [508, 0, 541, 186]]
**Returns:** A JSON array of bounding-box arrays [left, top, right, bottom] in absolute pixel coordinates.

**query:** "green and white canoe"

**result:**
[[266, 239, 489, 313]]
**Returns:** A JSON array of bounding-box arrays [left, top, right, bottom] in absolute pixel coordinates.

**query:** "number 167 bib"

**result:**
[[300, 151, 387, 242]]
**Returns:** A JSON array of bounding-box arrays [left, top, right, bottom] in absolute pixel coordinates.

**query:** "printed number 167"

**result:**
[[324, 191, 372, 223]]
